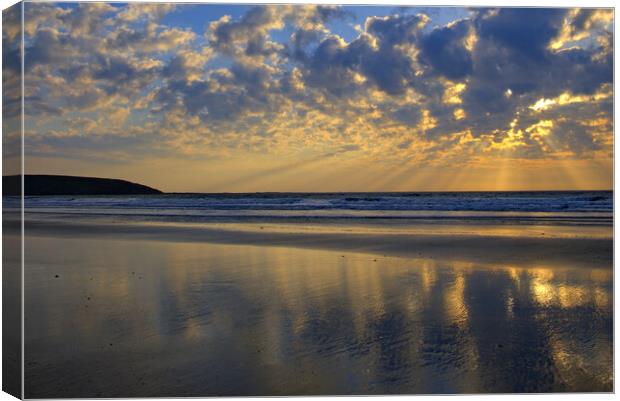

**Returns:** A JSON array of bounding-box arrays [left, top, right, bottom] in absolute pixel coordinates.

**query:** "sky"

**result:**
[[2, 3, 614, 192]]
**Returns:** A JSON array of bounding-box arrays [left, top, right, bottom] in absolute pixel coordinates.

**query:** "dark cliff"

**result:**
[[2, 175, 163, 196]]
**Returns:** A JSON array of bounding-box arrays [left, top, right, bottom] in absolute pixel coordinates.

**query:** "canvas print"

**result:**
[[1, 1, 614, 397]]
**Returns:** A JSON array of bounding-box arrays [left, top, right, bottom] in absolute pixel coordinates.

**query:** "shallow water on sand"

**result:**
[[21, 235, 612, 396]]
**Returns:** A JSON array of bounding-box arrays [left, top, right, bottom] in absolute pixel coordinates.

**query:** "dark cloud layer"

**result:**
[[476, 8, 566, 60], [419, 19, 472, 80]]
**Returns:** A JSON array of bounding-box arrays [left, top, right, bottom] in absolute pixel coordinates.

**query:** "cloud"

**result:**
[[475, 8, 567, 60], [418, 19, 473, 79], [13, 4, 614, 170], [207, 6, 286, 60], [117, 3, 176, 23], [58, 2, 115, 38], [2, 4, 22, 121], [550, 8, 613, 50], [21, 2, 192, 120], [446, 7, 613, 143], [296, 13, 430, 96]]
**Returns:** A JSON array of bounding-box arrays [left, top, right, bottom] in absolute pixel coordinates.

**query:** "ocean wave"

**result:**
[[4, 191, 612, 214]]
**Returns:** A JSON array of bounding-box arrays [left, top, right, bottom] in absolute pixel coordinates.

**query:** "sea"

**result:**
[[4, 191, 614, 228]]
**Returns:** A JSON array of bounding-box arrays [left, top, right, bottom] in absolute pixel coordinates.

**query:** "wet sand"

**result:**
[[10, 219, 613, 396], [15, 218, 613, 269]]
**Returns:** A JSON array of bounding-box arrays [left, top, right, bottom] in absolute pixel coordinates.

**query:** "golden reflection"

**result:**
[[505, 293, 515, 320], [444, 272, 469, 327], [530, 276, 555, 306], [590, 268, 612, 284], [527, 267, 611, 310], [557, 285, 587, 309], [507, 267, 521, 289], [547, 321, 612, 390], [184, 318, 205, 339], [419, 261, 438, 296], [529, 268, 568, 307], [548, 336, 583, 385], [593, 288, 610, 309]]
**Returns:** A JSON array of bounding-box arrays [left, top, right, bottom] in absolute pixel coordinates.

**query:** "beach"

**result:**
[[13, 217, 613, 269], [4, 3, 615, 397], [4, 191, 613, 396]]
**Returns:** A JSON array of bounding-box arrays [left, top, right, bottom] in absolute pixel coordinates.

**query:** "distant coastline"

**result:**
[[2, 175, 162, 196]]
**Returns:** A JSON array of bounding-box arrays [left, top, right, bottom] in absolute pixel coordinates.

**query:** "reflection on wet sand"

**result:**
[[23, 235, 612, 397]]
